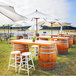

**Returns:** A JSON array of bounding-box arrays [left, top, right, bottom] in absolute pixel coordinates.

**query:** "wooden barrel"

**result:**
[[59, 35, 73, 48], [16, 36, 23, 39], [68, 37, 73, 48], [38, 43, 57, 71], [13, 44, 29, 53], [56, 39, 68, 54], [13, 44, 29, 61], [73, 35, 76, 44], [40, 38, 48, 41]]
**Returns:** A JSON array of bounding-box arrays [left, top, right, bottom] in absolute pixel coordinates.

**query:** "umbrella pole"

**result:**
[[24, 27, 25, 34], [51, 22, 53, 36], [60, 26, 63, 34], [36, 18, 39, 36], [10, 25, 12, 33], [50, 22, 54, 37], [58, 22, 63, 34], [8, 24, 10, 36], [3, 25, 5, 34], [36, 18, 38, 34]]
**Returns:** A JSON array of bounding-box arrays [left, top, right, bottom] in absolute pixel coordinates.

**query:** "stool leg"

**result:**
[[18, 56, 22, 74], [55, 44, 58, 54], [31, 55, 35, 70], [35, 47, 36, 60], [8, 54, 12, 70], [26, 56, 29, 76], [15, 54, 17, 72], [34, 47, 38, 60]]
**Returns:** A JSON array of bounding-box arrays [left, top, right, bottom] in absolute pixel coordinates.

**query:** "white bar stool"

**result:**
[[18, 52, 35, 76], [8, 51, 20, 72], [31, 45, 38, 59]]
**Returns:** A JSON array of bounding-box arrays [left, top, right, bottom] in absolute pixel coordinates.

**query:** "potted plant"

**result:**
[[32, 37, 35, 42]]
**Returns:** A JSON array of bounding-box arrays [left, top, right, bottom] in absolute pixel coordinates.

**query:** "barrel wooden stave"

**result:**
[[38, 44, 57, 70], [13, 44, 29, 53], [73, 35, 76, 44], [59, 35, 73, 48], [55, 39, 68, 54], [13, 44, 29, 57]]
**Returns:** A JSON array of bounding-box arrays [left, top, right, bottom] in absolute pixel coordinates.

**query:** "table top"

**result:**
[[9, 39, 55, 46], [38, 36, 69, 40], [50, 34, 74, 37], [59, 33, 76, 36]]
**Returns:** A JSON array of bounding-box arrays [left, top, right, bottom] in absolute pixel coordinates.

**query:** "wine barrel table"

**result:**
[[37, 36, 69, 55], [38, 43, 57, 71], [59, 34, 73, 48], [67, 34, 76, 44], [61, 34, 76, 44], [55, 39, 68, 54], [9, 39, 57, 71]]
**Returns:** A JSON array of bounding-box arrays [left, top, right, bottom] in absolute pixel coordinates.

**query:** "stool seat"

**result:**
[[21, 52, 31, 56], [11, 51, 20, 54], [32, 45, 38, 48]]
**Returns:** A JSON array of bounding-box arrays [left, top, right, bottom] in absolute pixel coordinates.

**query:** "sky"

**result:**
[[0, 0, 76, 26], [66, 0, 76, 26]]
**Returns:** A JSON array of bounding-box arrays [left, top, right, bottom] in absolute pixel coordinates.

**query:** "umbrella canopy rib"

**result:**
[[0, 11, 15, 22]]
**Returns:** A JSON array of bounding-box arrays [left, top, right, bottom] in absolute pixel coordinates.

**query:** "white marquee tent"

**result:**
[[0, 2, 25, 26]]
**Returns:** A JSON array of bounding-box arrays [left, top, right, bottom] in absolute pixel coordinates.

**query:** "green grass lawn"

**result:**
[[0, 39, 76, 76]]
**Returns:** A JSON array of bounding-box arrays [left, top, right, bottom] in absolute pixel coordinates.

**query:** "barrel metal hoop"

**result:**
[[40, 48, 56, 50], [39, 61, 56, 64], [40, 67, 55, 71], [39, 51, 56, 54], [40, 45, 55, 48], [14, 48, 28, 50], [57, 43, 68, 45], [57, 40, 67, 42], [14, 44, 27, 45], [39, 65, 55, 67], [60, 50, 68, 51]]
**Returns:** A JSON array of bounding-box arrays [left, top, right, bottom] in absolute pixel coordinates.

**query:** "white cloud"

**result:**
[[0, 0, 70, 20]]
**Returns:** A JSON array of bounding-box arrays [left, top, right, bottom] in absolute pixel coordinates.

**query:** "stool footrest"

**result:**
[[20, 68, 28, 71]]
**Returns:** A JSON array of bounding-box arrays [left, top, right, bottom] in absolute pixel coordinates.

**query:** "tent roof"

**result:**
[[0, 5, 25, 25]]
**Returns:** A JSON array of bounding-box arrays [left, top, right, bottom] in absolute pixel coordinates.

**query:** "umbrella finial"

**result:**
[[36, 9, 38, 12]]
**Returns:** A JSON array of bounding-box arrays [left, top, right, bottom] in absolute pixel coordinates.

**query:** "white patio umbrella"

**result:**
[[25, 9, 50, 36], [58, 22, 71, 34], [29, 25, 42, 31], [11, 21, 31, 33], [39, 18, 56, 36], [11, 21, 31, 27]]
